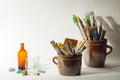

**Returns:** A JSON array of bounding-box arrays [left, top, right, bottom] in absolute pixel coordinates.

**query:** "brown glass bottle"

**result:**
[[18, 43, 28, 70]]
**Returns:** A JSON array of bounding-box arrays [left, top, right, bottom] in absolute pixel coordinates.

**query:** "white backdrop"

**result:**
[[0, 0, 120, 73]]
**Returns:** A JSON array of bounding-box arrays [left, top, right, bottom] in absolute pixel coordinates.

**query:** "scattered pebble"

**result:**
[[9, 68, 15, 72], [22, 70, 28, 76], [33, 72, 40, 76], [17, 69, 22, 74], [40, 70, 46, 73]]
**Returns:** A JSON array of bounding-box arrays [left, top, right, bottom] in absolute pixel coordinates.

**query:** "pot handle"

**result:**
[[53, 56, 58, 65], [106, 45, 113, 55]]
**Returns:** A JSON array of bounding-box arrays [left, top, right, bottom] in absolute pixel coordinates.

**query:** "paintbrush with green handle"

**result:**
[[72, 15, 87, 40]]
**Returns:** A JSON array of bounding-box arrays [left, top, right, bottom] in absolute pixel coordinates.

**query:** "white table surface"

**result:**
[[1, 58, 120, 80]]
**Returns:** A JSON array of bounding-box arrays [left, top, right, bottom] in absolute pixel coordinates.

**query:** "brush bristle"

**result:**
[[72, 15, 78, 23]]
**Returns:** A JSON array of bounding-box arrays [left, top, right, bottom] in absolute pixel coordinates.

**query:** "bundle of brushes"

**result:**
[[72, 11, 106, 41], [50, 38, 86, 56], [50, 11, 105, 56]]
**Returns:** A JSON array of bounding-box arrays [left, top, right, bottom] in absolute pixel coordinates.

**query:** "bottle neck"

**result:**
[[21, 43, 24, 49]]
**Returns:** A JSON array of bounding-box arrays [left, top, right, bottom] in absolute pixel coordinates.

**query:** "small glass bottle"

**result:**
[[18, 43, 28, 70]]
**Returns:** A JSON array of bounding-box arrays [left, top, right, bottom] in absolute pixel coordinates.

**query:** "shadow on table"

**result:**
[[82, 63, 120, 76]]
